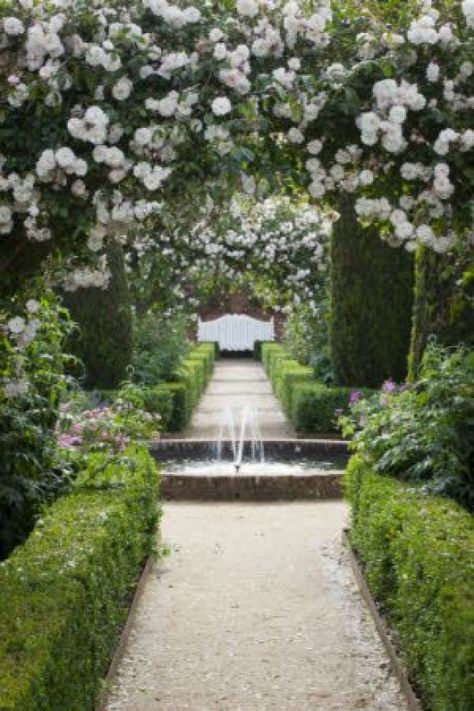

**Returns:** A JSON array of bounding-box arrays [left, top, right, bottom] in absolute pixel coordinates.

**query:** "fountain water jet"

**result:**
[[215, 406, 264, 473]]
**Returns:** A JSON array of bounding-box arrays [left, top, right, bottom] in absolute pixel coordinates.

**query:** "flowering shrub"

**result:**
[[339, 342, 474, 510], [0, 287, 75, 557], [58, 381, 162, 459]]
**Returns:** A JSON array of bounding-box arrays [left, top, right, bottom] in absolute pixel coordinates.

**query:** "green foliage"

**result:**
[[0, 445, 159, 711], [272, 358, 314, 413], [253, 339, 272, 361], [340, 343, 474, 510], [261, 343, 370, 433], [164, 382, 188, 432], [346, 456, 474, 711], [0, 289, 75, 559], [283, 302, 333, 383], [409, 248, 474, 379], [291, 382, 365, 434], [63, 243, 133, 389], [329, 196, 414, 387], [165, 343, 217, 432], [132, 311, 190, 385]]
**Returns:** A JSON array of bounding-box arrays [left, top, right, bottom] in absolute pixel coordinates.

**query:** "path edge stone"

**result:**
[[95, 553, 156, 711], [342, 529, 423, 711]]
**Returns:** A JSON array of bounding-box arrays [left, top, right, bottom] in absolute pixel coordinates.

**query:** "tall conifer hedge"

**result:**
[[329, 196, 414, 388], [63, 242, 133, 389]]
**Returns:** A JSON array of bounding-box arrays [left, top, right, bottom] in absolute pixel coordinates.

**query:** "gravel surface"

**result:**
[[185, 360, 295, 439], [103, 502, 409, 711]]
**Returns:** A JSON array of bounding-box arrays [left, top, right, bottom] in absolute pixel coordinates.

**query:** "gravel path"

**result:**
[[185, 359, 295, 439], [104, 503, 408, 711]]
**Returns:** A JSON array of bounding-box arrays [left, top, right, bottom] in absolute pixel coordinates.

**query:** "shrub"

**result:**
[[409, 248, 474, 378], [261, 342, 369, 433], [0, 446, 159, 711], [291, 382, 357, 433], [63, 242, 133, 389], [254, 340, 273, 361], [261, 342, 287, 377], [341, 343, 474, 511], [272, 358, 313, 413], [0, 288, 75, 559], [165, 382, 188, 432], [163, 343, 217, 432], [329, 195, 414, 388], [132, 311, 190, 385], [345, 456, 474, 711]]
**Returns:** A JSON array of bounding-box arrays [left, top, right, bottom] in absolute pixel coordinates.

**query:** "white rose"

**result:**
[[26, 299, 40, 314], [8, 316, 26, 334], [112, 76, 133, 101], [211, 96, 232, 116], [4, 17, 25, 35], [236, 0, 259, 18]]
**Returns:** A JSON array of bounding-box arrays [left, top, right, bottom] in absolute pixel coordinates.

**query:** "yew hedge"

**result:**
[[0, 446, 159, 711]]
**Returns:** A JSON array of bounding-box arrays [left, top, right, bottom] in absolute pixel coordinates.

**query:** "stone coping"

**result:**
[[150, 437, 349, 462]]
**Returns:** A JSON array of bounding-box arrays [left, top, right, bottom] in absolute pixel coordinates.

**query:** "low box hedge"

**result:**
[[0, 446, 159, 711], [290, 382, 360, 434], [261, 343, 370, 434], [272, 359, 314, 414], [345, 456, 474, 711], [254, 340, 273, 362], [163, 342, 217, 432]]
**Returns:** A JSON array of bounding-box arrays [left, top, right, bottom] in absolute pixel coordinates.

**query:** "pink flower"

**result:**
[[382, 379, 396, 393], [349, 390, 362, 405]]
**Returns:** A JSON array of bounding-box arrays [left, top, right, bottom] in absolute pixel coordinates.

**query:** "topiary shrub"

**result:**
[[0, 445, 159, 711], [345, 456, 474, 711], [329, 195, 414, 388], [63, 242, 133, 389]]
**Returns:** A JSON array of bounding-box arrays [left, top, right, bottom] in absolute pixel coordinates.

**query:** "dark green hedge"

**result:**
[[345, 456, 474, 711], [261, 343, 369, 433], [0, 446, 159, 711], [329, 195, 414, 388], [63, 242, 133, 389], [409, 248, 474, 378]]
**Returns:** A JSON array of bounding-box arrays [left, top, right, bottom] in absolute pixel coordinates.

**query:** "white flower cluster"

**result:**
[[143, 0, 201, 28], [68, 106, 110, 145], [62, 256, 111, 292], [36, 147, 87, 183]]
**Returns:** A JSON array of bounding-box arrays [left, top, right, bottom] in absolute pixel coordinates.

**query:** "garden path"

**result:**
[[184, 358, 295, 439], [104, 502, 409, 711]]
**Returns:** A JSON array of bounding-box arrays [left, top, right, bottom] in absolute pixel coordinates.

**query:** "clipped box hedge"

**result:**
[[272, 358, 314, 414], [345, 456, 474, 711], [291, 382, 363, 434], [261, 343, 369, 434], [0, 446, 159, 711], [164, 342, 217, 432]]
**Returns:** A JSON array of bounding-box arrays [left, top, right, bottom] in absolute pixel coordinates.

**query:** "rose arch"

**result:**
[[0, 0, 473, 384]]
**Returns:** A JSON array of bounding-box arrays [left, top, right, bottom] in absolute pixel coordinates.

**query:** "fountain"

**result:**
[[215, 406, 265, 473], [155, 405, 348, 499]]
